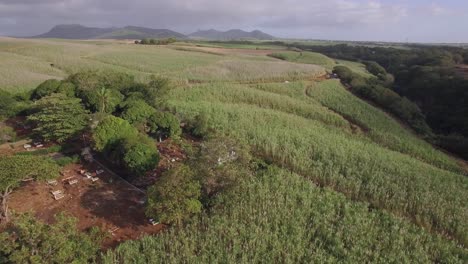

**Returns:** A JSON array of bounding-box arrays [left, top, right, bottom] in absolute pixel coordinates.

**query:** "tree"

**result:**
[[146, 165, 202, 225], [92, 115, 138, 152], [0, 213, 102, 263], [0, 155, 60, 223], [148, 112, 181, 141], [193, 136, 251, 201], [0, 90, 18, 118], [120, 135, 159, 177], [79, 88, 124, 114], [147, 76, 171, 108], [56, 81, 76, 97], [120, 99, 156, 126], [96, 87, 111, 113], [31, 79, 61, 100], [27, 93, 89, 143]]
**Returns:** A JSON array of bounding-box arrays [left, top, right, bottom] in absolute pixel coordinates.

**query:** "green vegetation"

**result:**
[[146, 165, 202, 225], [92, 115, 138, 153], [269, 50, 336, 69], [137, 38, 177, 45], [332, 65, 431, 135], [27, 93, 89, 142], [120, 135, 160, 177], [302, 43, 468, 159], [0, 213, 102, 263], [148, 112, 181, 141], [168, 80, 467, 246], [0, 155, 60, 223], [103, 167, 467, 263], [1, 38, 467, 261]]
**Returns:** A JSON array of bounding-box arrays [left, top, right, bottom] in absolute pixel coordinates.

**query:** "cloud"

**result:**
[[0, 0, 466, 42]]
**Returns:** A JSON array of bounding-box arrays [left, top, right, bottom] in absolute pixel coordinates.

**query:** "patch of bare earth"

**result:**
[[8, 163, 164, 249]]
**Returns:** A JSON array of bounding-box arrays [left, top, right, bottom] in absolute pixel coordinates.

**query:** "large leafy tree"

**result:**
[[146, 165, 202, 225], [31, 79, 62, 100], [0, 90, 18, 118], [92, 115, 138, 152], [27, 93, 89, 143], [120, 99, 156, 126], [120, 135, 159, 177], [0, 156, 60, 223], [148, 111, 181, 141], [0, 213, 102, 263], [193, 135, 252, 201]]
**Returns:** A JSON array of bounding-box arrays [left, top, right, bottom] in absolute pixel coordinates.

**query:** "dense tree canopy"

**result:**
[[0, 155, 60, 223], [146, 165, 202, 225], [120, 135, 160, 177], [148, 111, 181, 141], [31, 79, 62, 100], [0, 90, 18, 118], [193, 136, 252, 202], [120, 99, 156, 126], [92, 115, 138, 152], [27, 93, 89, 143], [0, 213, 102, 263]]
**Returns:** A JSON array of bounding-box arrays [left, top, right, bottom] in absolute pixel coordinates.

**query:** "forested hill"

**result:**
[[33, 24, 187, 39], [295, 43, 468, 159], [189, 29, 275, 40]]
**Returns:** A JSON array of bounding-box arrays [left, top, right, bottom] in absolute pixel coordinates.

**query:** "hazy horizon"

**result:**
[[1, 0, 467, 43]]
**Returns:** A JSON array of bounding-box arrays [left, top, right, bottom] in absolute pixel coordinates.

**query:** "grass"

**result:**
[[168, 81, 467, 246], [0, 38, 325, 90], [269, 50, 372, 77], [2, 38, 468, 259], [102, 167, 467, 263]]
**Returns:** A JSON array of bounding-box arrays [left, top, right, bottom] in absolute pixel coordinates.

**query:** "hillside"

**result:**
[[0, 38, 467, 262], [189, 29, 275, 40], [33, 24, 187, 39]]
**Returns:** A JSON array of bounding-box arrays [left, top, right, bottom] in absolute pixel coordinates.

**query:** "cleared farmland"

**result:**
[[1, 38, 467, 261]]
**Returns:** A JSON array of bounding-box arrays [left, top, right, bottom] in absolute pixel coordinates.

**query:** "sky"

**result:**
[[0, 0, 467, 43]]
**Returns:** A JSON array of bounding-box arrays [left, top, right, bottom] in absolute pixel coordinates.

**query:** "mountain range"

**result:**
[[33, 25, 275, 40], [189, 29, 275, 40]]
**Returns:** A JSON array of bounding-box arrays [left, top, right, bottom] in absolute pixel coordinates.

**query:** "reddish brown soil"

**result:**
[[8, 163, 164, 249], [133, 138, 189, 188]]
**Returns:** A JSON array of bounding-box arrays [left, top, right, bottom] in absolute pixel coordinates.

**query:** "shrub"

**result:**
[[120, 135, 160, 177], [27, 93, 89, 143], [146, 165, 202, 225], [120, 99, 156, 126], [92, 115, 138, 153], [54, 155, 80, 167], [31, 79, 61, 100], [148, 112, 181, 141]]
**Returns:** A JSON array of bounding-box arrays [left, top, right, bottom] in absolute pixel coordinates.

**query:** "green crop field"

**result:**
[[269, 50, 373, 77], [1, 38, 467, 262]]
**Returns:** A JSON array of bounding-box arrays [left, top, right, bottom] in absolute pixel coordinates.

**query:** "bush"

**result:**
[[31, 79, 61, 100], [0, 126, 15, 143], [120, 99, 156, 126], [148, 112, 181, 141], [0, 90, 18, 118], [92, 115, 138, 152], [120, 135, 160, 177], [54, 155, 80, 167], [146, 165, 202, 225], [334, 65, 432, 136]]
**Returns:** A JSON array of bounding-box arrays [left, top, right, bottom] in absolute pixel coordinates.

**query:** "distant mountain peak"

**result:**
[[189, 29, 275, 40], [33, 24, 187, 40]]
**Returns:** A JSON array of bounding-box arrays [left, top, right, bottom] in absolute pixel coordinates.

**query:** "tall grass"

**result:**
[[102, 167, 467, 263], [306, 80, 461, 172], [168, 83, 468, 246]]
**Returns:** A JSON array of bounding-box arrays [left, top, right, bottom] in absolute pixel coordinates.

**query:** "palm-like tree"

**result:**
[[97, 87, 110, 113]]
